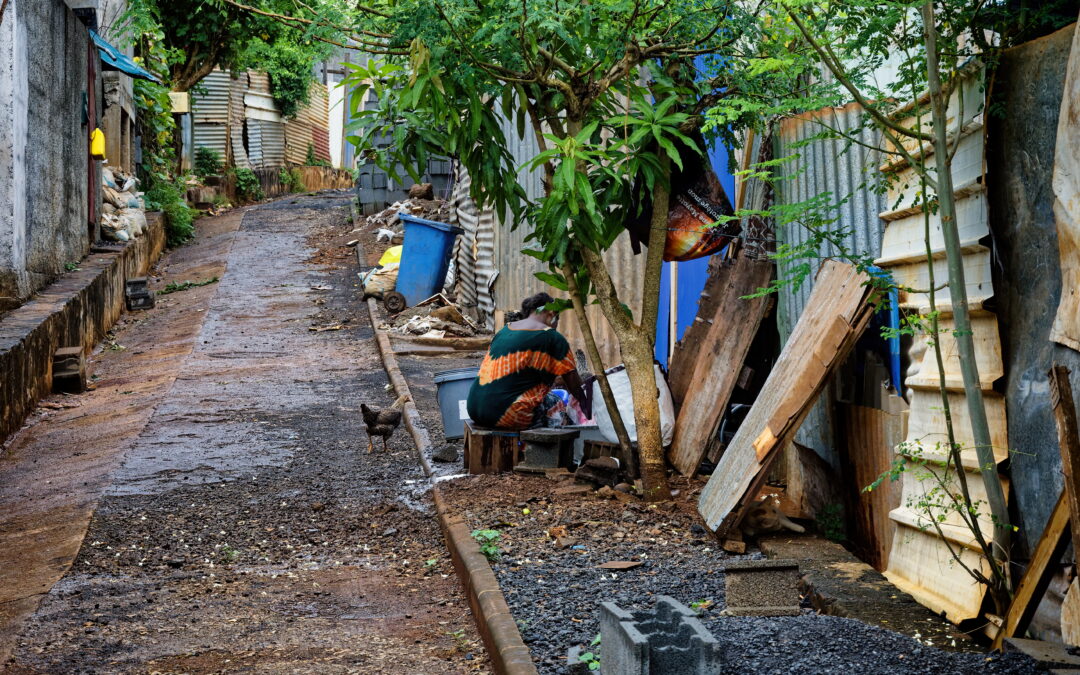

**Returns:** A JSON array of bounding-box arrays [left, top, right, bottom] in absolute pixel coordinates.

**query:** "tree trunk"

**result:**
[[563, 263, 635, 462], [579, 245, 671, 502], [921, 2, 1011, 600]]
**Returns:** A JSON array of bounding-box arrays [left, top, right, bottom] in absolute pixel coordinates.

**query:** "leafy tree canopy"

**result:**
[[120, 0, 344, 97]]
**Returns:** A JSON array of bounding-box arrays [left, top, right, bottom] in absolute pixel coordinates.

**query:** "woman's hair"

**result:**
[[521, 292, 555, 318]]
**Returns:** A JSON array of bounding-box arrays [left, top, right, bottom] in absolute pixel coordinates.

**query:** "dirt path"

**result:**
[[1, 194, 487, 674]]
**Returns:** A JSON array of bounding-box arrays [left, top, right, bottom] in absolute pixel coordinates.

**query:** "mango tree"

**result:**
[[340, 0, 796, 500]]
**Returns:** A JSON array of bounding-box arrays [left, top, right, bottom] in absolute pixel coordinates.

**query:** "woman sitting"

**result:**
[[466, 293, 589, 430]]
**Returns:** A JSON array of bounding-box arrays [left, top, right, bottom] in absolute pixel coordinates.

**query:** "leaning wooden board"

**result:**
[[668, 255, 773, 477], [697, 260, 876, 535]]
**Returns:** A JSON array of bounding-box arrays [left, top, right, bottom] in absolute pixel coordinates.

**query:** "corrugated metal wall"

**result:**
[[191, 70, 232, 164], [190, 71, 338, 173], [285, 82, 331, 165], [488, 112, 646, 369], [230, 71, 250, 169], [773, 103, 888, 466]]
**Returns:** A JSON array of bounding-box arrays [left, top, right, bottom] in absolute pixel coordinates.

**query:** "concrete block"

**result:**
[[599, 596, 724, 675], [125, 277, 154, 310], [515, 428, 578, 474], [721, 558, 801, 616], [52, 346, 86, 393]]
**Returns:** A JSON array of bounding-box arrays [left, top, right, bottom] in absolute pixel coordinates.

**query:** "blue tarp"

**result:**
[[90, 31, 161, 84]]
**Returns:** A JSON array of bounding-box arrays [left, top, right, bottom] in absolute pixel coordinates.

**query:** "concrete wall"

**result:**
[[0, 0, 97, 309], [988, 22, 1080, 558]]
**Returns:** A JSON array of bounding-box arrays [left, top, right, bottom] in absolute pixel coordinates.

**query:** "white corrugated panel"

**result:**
[[874, 67, 1009, 624]]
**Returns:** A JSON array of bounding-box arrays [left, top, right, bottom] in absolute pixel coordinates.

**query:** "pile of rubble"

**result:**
[[380, 294, 481, 338], [100, 165, 147, 242]]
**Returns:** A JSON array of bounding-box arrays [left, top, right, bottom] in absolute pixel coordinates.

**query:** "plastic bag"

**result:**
[[591, 364, 675, 446]]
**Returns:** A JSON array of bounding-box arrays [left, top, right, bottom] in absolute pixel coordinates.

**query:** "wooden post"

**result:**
[[1050, 365, 1080, 555], [991, 492, 1071, 650]]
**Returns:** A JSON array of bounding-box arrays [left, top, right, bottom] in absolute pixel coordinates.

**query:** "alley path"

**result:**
[[0, 195, 486, 674]]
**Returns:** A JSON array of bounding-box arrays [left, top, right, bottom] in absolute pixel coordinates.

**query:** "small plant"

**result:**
[[193, 146, 222, 178], [218, 543, 239, 563], [64, 262, 80, 272], [471, 529, 501, 561], [689, 599, 714, 614], [817, 503, 846, 542], [211, 192, 231, 209], [232, 167, 264, 202], [446, 628, 471, 654], [578, 634, 601, 671], [425, 558, 438, 568], [145, 178, 195, 247], [305, 143, 330, 167], [279, 166, 307, 193], [159, 277, 219, 295]]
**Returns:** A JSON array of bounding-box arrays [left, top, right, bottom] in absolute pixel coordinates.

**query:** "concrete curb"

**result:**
[[365, 296, 538, 675]]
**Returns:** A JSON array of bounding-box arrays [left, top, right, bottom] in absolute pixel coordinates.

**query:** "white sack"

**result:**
[[591, 364, 675, 446]]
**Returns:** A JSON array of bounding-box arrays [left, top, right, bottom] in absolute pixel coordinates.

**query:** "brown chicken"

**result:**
[[360, 395, 409, 452]]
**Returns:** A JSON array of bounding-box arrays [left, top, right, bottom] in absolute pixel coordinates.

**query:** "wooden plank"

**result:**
[[1062, 577, 1080, 647], [1050, 21, 1080, 352], [839, 402, 906, 571], [696, 261, 876, 535], [992, 491, 1071, 650], [667, 249, 748, 406], [668, 256, 773, 476], [1050, 365, 1080, 556]]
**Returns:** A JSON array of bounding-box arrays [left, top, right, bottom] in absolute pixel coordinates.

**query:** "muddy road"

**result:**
[[1, 194, 486, 674]]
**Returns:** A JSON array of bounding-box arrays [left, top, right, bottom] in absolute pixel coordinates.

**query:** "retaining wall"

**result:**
[[0, 212, 166, 442]]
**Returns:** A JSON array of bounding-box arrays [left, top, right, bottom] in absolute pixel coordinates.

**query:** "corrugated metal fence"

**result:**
[[773, 102, 888, 467], [454, 110, 646, 369], [189, 70, 340, 178]]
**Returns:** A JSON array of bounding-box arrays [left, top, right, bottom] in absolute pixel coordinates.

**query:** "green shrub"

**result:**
[[145, 179, 195, 247], [305, 143, 330, 167], [194, 146, 222, 178], [232, 167, 264, 202], [279, 166, 307, 193]]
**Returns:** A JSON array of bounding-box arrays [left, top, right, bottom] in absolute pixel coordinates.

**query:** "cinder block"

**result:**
[[52, 346, 87, 393], [125, 277, 155, 310], [514, 428, 578, 474], [721, 558, 802, 616], [597, 596, 724, 675]]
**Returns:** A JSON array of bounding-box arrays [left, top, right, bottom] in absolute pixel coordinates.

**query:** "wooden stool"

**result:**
[[463, 420, 521, 474]]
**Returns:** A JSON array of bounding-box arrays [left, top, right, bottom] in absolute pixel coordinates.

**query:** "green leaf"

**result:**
[[534, 271, 568, 291]]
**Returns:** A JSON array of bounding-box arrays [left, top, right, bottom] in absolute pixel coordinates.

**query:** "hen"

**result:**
[[360, 394, 409, 452]]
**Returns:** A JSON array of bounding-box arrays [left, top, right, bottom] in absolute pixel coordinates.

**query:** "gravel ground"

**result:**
[[4, 194, 488, 674], [375, 215, 1036, 675], [438, 474, 1037, 674]]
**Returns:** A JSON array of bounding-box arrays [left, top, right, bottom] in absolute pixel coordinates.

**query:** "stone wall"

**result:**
[[0, 0, 98, 309]]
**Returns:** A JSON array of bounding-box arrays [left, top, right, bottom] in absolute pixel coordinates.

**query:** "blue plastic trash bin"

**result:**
[[434, 367, 480, 440], [395, 213, 464, 306]]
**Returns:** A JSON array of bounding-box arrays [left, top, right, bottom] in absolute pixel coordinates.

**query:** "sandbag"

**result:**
[[118, 208, 146, 238], [362, 262, 399, 297], [591, 364, 675, 446]]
